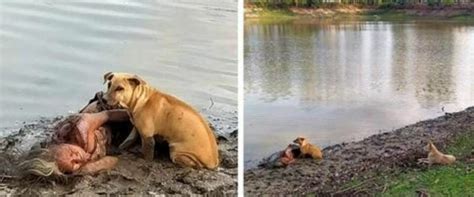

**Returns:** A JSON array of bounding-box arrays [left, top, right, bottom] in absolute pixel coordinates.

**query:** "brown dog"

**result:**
[[419, 141, 456, 165], [293, 136, 323, 160], [102, 72, 219, 169]]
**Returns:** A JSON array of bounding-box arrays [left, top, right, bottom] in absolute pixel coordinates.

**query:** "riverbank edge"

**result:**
[[244, 106, 474, 195], [245, 5, 474, 21]]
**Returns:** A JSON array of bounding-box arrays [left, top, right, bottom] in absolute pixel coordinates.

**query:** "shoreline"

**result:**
[[0, 108, 238, 196], [244, 4, 474, 20], [245, 106, 474, 195]]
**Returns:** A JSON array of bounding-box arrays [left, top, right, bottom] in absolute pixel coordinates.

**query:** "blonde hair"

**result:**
[[18, 148, 63, 177]]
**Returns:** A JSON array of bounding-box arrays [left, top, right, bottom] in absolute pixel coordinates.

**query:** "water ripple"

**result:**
[[0, 0, 237, 128]]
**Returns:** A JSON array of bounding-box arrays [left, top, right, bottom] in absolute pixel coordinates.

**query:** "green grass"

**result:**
[[383, 164, 474, 196], [448, 14, 474, 22], [245, 9, 302, 25], [364, 10, 474, 21], [444, 130, 474, 158], [249, 9, 296, 18], [342, 130, 474, 196], [384, 130, 474, 196], [362, 10, 415, 20]]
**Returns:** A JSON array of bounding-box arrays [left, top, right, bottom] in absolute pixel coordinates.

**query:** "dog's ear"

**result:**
[[103, 72, 114, 84], [127, 75, 146, 87], [428, 140, 434, 146], [293, 137, 299, 143], [427, 140, 435, 150]]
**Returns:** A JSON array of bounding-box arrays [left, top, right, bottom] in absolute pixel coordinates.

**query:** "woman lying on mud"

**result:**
[[19, 93, 132, 176], [260, 137, 323, 168], [259, 144, 301, 168]]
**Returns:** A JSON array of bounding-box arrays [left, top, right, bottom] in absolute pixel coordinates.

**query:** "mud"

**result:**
[[0, 108, 238, 196], [245, 107, 474, 195]]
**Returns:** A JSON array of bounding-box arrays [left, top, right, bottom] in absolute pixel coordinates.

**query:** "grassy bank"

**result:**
[[342, 130, 474, 196], [245, 5, 474, 21], [245, 107, 474, 195]]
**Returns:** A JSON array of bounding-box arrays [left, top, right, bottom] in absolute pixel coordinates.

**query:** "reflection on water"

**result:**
[[244, 19, 474, 168], [0, 0, 237, 129]]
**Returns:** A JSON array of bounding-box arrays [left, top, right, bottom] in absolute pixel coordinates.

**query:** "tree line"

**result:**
[[245, 0, 471, 7]]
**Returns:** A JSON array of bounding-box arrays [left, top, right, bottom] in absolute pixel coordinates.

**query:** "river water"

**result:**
[[0, 0, 237, 130], [244, 19, 474, 168]]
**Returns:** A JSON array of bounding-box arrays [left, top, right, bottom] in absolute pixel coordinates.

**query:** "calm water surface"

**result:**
[[0, 0, 237, 131], [244, 19, 474, 168]]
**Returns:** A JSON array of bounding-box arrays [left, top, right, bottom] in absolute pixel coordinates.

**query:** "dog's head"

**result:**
[[293, 136, 307, 146], [102, 72, 146, 108]]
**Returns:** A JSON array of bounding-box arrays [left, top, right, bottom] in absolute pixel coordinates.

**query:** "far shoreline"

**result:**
[[245, 4, 474, 21]]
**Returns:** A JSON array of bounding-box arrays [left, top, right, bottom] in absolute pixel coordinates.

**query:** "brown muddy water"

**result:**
[[0, 0, 237, 130], [244, 19, 474, 168]]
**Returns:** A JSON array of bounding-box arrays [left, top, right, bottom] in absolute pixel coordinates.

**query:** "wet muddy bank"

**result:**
[[0, 108, 237, 196], [245, 107, 474, 195]]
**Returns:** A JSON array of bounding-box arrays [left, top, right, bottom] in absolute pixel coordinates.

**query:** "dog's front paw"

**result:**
[[417, 158, 430, 165]]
